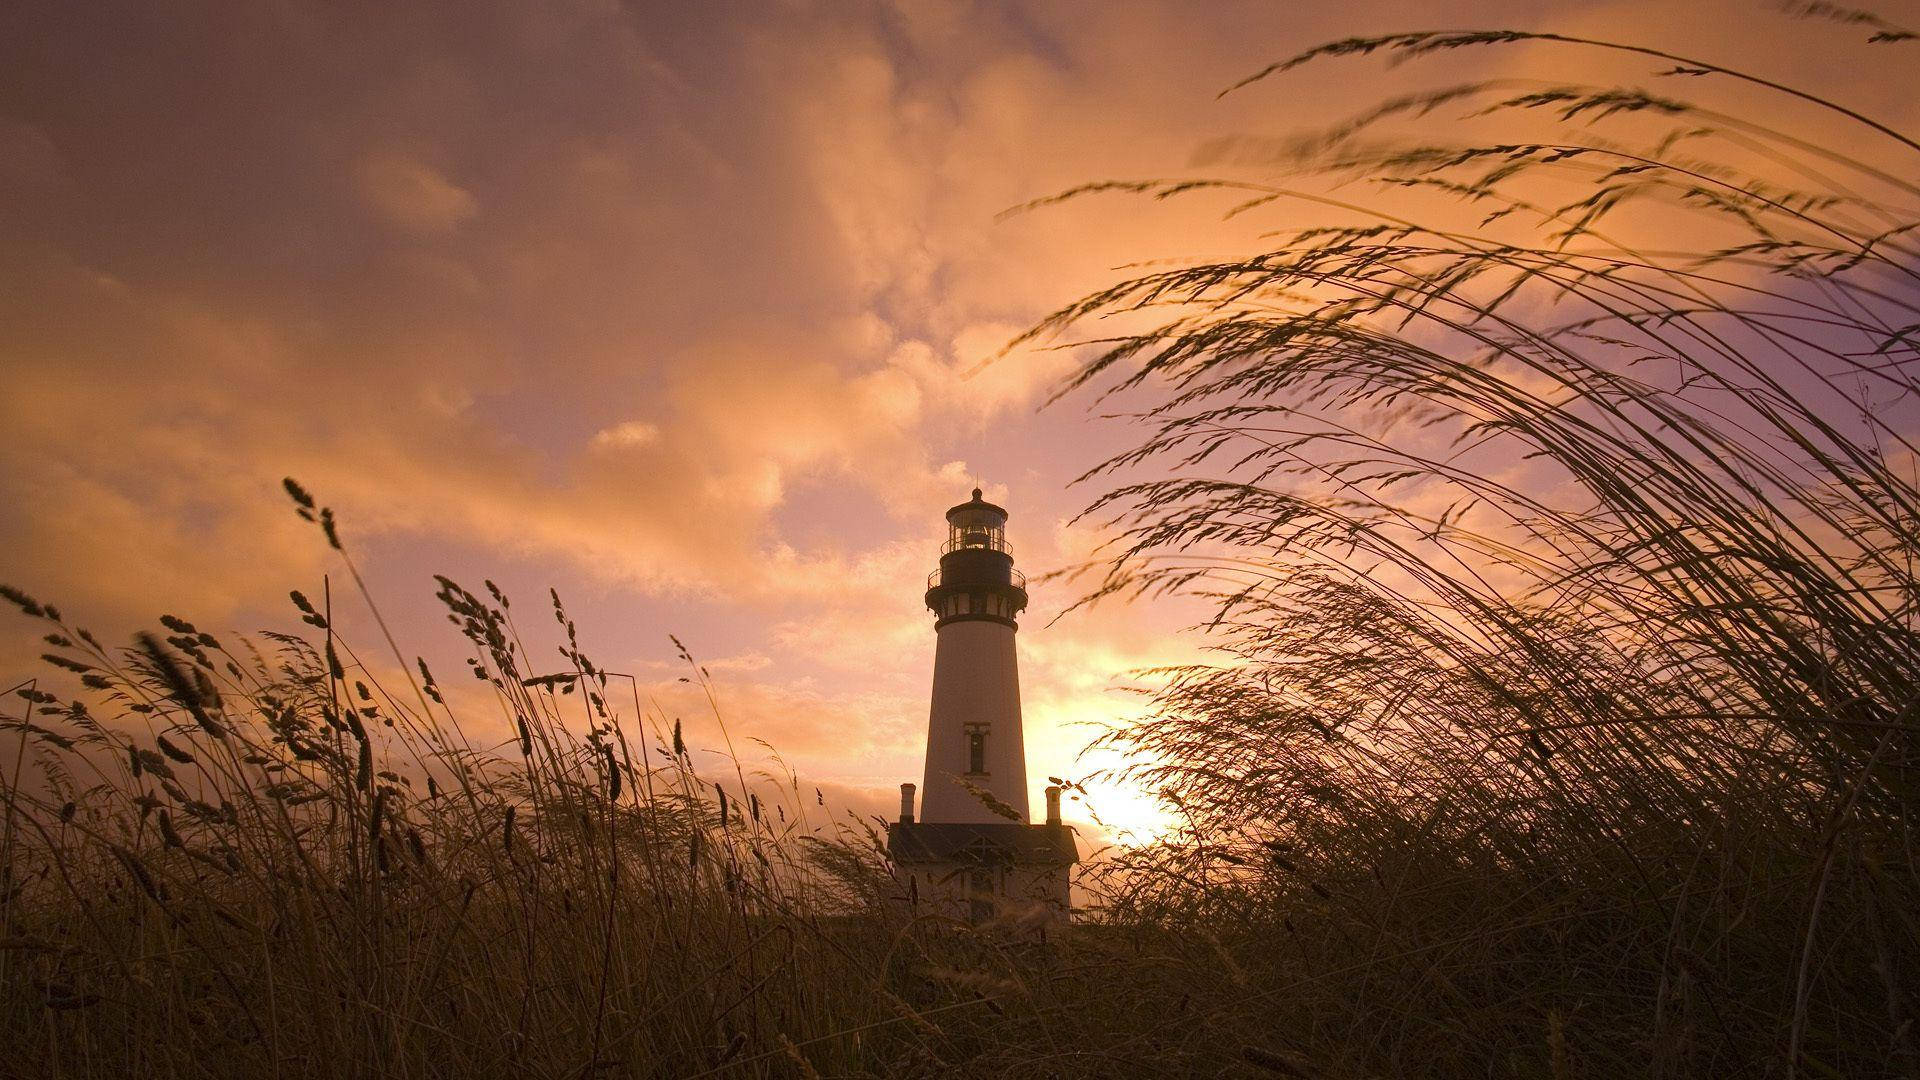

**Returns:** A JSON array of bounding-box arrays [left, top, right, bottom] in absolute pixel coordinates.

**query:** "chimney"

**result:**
[[899, 782, 916, 824], [1045, 785, 1062, 825]]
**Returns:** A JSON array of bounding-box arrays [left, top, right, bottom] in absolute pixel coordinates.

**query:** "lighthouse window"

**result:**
[[968, 730, 986, 774], [946, 522, 1008, 555]]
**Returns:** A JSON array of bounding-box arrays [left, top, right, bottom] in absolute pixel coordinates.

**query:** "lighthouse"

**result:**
[[889, 489, 1078, 923], [920, 488, 1030, 823]]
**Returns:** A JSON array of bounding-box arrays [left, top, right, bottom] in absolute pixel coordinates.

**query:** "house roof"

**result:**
[[887, 821, 1081, 866]]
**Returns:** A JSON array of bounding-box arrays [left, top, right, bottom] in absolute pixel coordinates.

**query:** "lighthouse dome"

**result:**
[[946, 488, 1007, 528]]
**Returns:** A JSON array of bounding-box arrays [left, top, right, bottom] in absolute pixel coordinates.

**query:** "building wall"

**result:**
[[901, 861, 1072, 923], [920, 618, 1029, 823]]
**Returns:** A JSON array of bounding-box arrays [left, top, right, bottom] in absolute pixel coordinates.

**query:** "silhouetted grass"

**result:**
[[6, 483, 1306, 1077], [1027, 11, 1919, 1079], [0, 484, 1132, 1076]]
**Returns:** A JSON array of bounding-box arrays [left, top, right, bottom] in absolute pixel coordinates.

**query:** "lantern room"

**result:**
[[926, 489, 1027, 627]]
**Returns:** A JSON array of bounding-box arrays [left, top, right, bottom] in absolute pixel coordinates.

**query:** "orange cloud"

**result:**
[[353, 154, 480, 234]]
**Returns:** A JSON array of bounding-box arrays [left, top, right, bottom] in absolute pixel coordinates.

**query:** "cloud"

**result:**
[[353, 154, 480, 234], [590, 419, 662, 449]]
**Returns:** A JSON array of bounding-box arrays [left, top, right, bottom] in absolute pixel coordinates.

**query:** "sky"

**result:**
[[2, 0, 1911, 837]]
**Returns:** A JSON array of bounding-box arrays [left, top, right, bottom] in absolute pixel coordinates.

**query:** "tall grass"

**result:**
[[0, 487, 1137, 1077], [0, 490, 1328, 1078], [1027, 13, 1920, 1079]]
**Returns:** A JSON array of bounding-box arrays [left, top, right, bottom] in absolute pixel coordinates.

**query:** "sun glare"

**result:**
[[1071, 776, 1179, 845]]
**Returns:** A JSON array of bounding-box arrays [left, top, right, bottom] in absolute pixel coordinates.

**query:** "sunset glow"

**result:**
[[6, 0, 1915, 844]]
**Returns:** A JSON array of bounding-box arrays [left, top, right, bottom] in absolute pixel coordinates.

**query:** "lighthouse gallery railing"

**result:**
[[928, 567, 1026, 590]]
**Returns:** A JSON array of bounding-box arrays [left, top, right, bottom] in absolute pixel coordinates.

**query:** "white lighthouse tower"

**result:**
[[889, 489, 1078, 923], [920, 489, 1030, 823]]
